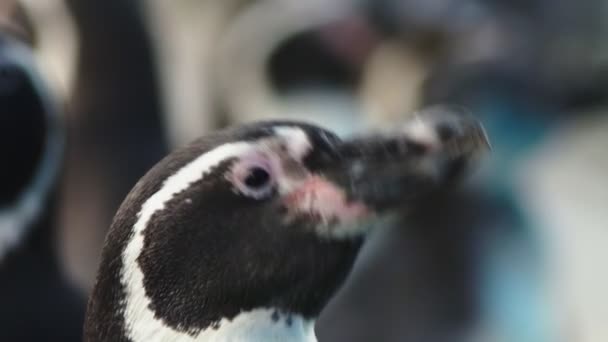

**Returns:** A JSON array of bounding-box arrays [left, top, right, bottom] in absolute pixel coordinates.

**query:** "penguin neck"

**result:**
[[190, 308, 317, 342], [123, 305, 318, 342]]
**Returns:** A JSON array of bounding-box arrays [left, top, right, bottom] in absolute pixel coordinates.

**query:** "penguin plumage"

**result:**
[[85, 113, 488, 342]]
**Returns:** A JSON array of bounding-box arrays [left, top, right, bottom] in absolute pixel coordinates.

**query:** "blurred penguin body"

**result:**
[[515, 112, 608, 342], [59, 0, 169, 290], [0, 22, 84, 341]]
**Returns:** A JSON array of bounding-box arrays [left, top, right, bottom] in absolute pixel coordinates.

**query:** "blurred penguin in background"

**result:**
[[57, 0, 169, 290], [0, 1, 84, 340], [329, 0, 608, 341], [145, 0, 390, 139], [419, 1, 608, 340], [20, 0, 171, 292]]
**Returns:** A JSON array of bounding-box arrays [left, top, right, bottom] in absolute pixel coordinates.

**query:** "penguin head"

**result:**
[[89, 111, 488, 338]]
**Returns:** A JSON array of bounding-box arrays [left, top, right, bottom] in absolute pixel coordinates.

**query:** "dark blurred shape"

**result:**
[[0, 56, 45, 205], [60, 0, 168, 289], [0, 22, 84, 341], [267, 13, 379, 96], [320, 188, 493, 342], [268, 30, 360, 95]]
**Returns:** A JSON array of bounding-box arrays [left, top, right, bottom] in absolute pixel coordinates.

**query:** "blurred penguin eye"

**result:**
[[232, 156, 276, 199]]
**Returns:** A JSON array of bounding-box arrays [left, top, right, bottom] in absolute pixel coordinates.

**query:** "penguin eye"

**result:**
[[244, 167, 270, 188], [232, 157, 276, 199]]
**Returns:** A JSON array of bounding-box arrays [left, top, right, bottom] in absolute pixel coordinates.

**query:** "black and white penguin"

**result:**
[[85, 113, 488, 342], [0, 28, 85, 340]]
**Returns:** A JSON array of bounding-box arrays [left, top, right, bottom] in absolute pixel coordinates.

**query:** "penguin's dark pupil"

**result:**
[[244, 167, 270, 188]]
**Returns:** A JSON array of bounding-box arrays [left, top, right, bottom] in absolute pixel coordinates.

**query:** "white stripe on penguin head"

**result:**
[[121, 141, 254, 341]]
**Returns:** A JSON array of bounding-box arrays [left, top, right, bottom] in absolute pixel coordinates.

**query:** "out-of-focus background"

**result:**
[[1, 0, 607, 341]]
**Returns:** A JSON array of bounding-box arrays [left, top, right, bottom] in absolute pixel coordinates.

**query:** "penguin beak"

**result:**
[[321, 110, 490, 211], [279, 109, 489, 235]]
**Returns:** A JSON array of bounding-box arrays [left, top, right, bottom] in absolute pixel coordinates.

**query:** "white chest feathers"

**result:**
[[124, 308, 317, 342]]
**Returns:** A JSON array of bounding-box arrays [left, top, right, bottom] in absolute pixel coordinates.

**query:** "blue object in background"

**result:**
[[472, 93, 560, 342]]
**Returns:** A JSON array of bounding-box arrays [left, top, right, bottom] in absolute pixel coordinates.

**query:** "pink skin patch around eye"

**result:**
[[228, 153, 277, 199], [283, 175, 370, 226]]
